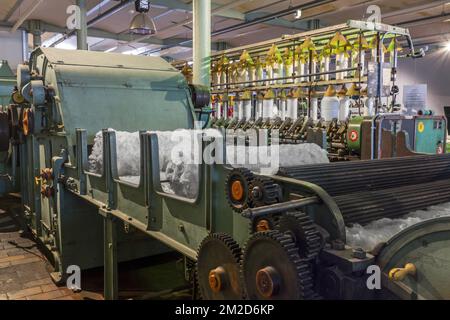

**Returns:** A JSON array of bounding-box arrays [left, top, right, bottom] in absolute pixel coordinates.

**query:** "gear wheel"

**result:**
[[241, 230, 317, 300], [248, 176, 280, 208], [277, 210, 322, 260], [196, 233, 245, 299], [249, 214, 281, 234], [226, 168, 254, 213]]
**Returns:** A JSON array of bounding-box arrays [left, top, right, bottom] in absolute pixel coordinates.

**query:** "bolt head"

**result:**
[[352, 247, 366, 259]]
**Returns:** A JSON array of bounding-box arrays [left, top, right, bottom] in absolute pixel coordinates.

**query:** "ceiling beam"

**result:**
[[2, 0, 26, 22], [10, 0, 44, 32], [244, 11, 325, 30], [150, 0, 245, 20], [0, 20, 228, 49]]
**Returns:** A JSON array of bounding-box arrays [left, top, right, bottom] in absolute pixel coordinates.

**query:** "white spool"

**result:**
[[216, 102, 223, 119], [256, 100, 263, 119], [321, 57, 330, 81], [237, 100, 244, 120], [275, 62, 283, 84], [284, 64, 293, 84], [295, 63, 304, 83], [336, 53, 348, 80], [263, 99, 274, 119], [249, 68, 256, 86], [338, 97, 350, 121], [243, 100, 252, 120], [312, 61, 318, 80], [364, 97, 375, 116], [321, 96, 340, 121], [233, 100, 239, 119], [280, 99, 287, 120], [239, 69, 249, 86], [287, 98, 298, 119], [310, 98, 318, 121]]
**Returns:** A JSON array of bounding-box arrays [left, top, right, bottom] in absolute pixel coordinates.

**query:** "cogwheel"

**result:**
[[196, 233, 245, 299], [277, 210, 322, 260], [226, 168, 254, 213], [241, 230, 317, 300], [248, 176, 280, 208]]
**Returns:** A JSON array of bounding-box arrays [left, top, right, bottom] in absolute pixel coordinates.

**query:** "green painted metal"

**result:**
[[16, 48, 192, 277], [0, 60, 14, 108], [0, 60, 15, 195], [347, 116, 364, 153], [377, 217, 450, 300], [9, 47, 450, 300], [103, 212, 118, 300], [414, 117, 447, 154]]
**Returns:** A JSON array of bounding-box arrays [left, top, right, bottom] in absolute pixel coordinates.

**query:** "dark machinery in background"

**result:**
[[0, 21, 450, 301]]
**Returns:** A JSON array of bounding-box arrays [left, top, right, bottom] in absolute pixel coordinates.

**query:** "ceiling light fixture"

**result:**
[[294, 9, 302, 19], [129, 0, 157, 35]]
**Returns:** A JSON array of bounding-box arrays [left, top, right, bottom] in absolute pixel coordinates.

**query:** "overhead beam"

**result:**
[[10, 0, 44, 32], [150, 0, 245, 20], [244, 11, 325, 30], [0, 20, 229, 49], [3, 0, 26, 22]]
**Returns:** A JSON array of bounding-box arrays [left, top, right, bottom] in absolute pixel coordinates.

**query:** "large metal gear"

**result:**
[[277, 210, 322, 260], [249, 214, 281, 234], [226, 168, 254, 213], [196, 233, 245, 299], [248, 176, 280, 208], [241, 230, 316, 300]]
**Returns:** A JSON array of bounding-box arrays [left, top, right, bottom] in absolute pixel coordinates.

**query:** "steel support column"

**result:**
[[32, 32, 41, 49], [77, 0, 88, 50], [192, 0, 211, 87], [103, 212, 118, 300], [22, 30, 28, 61]]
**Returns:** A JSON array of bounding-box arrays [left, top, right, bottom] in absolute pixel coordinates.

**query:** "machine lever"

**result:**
[[389, 263, 417, 281]]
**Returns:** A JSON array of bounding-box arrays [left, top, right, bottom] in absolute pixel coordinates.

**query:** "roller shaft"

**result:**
[[278, 154, 450, 225]]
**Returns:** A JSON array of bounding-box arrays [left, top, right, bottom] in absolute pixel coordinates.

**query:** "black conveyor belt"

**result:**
[[278, 154, 450, 225]]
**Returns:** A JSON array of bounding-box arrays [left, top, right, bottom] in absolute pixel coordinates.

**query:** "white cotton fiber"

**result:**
[[228, 143, 329, 174], [346, 202, 450, 252], [88, 130, 140, 176], [88, 128, 330, 198]]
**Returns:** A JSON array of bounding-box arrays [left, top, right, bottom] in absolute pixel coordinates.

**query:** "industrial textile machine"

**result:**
[[205, 20, 446, 161], [0, 60, 17, 195], [1, 20, 450, 300]]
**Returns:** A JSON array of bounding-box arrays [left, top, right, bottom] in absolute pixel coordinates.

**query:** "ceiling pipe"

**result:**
[[49, 0, 133, 47]]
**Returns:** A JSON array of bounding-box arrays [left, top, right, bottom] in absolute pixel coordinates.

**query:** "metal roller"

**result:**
[[279, 154, 450, 196], [278, 154, 450, 225]]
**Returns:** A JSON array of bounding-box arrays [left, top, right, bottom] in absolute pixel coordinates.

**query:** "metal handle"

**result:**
[[389, 263, 417, 281]]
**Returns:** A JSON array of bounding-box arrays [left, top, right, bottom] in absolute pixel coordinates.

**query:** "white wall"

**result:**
[[397, 49, 450, 116], [0, 30, 25, 73]]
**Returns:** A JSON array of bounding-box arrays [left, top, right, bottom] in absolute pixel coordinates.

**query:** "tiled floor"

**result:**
[[0, 197, 102, 300]]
